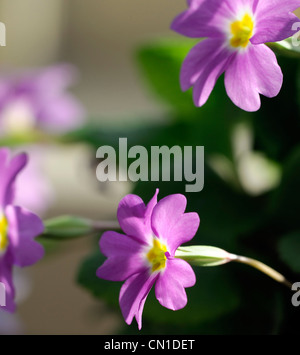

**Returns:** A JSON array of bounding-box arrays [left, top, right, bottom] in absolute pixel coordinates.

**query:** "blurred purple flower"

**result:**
[[14, 147, 54, 216], [96, 189, 200, 329], [0, 148, 44, 312], [171, 0, 300, 111], [0, 64, 84, 135]]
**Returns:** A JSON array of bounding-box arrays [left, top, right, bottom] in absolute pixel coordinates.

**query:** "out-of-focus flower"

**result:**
[[0, 64, 84, 135], [171, 0, 300, 111], [96, 189, 200, 329], [0, 148, 44, 312], [14, 147, 54, 216]]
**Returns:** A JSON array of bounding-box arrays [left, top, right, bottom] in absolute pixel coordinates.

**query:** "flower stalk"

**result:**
[[42, 215, 120, 239], [230, 254, 292, 289], [176, 245, 292, 289]]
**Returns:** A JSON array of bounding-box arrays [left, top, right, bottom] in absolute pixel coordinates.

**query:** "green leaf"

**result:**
[[278, 232, 300, 272], [252, 56, 300, 162], [270, 146, 300, 227], [137, 38, 198, 117]]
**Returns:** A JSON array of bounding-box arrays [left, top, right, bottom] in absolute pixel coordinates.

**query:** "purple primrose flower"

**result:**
[[0, 148, 44, 312], [14, 147, 54, 216], [171, 0, 300, 111], [96, 189, 200, 329], [0, 64, 84, 135]]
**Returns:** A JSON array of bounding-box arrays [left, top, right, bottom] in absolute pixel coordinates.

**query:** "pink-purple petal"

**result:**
[[97, 231, 147, 281], [251, 12, 300, 44], [33, 64, 79, 95], [0, 151, 27, 208], [96, 256, 147, 282], [155, 258, 196, 311], [99, 231, 144, 257], [37, 94, 85, 133], [151, 194, 200, 255], [14, 148, 53, 215], [5, 205, 44, 267], [255, 0, 300, 14], [135, 296, 147, 330], [171, 0, 233, 39], [119, 271, 157, 330], [192, 44, 233, 107], [117, 191, 158, 245], [167, 258, 196, 288], [225, 44, 283, 112], [0, 148, 9, 171], [180, 38, 225, 91], [253, 0, 300, 43], [143, 188, 159, 238]]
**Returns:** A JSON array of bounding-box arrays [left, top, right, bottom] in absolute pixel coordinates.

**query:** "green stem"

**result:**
[[230, 254, 292, 289], [41, 215, 120, 239]]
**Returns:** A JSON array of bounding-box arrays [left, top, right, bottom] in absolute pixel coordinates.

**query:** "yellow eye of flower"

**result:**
[[230, 13, 254, 48], [0, 216, 8, 253], [147, 239, 168, 273]]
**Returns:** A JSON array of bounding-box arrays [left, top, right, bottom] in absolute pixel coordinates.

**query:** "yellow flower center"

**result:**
[[0, 216, 8, 253], [230, 13, 254, 48], [147, 239, 167, 273]]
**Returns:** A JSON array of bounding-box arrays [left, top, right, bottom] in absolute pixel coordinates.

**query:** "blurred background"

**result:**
[[0, 1, 299, 334], [0, 0, 185, 335]]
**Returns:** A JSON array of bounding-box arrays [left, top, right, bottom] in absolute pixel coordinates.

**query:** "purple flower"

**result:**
[[0, 64, 84, 135], [14, 147, 54, 216], [171, 0, 300, 111], [0, 148, 44, 312], [96, 189, 200, 329]]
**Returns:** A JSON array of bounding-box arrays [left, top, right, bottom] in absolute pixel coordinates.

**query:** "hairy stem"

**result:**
[[230, 254, 292, 288]]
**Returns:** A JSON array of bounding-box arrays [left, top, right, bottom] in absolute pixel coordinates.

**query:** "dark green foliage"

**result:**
[[76, 38, 300, 334]]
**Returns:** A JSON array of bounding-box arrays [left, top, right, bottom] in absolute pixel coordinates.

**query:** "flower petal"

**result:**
[[13, 148, 53, 215], [180, 38, 223, 91], [151, 194, 200, 255], [119, 270, 157, 330], [155, 258, 196, 311], [117, 190, 158, 245], [171, 0, 233, 39], [38, 94, 85, 133], [0, 151, 27, 208], [225, 44, 283, 112], [190, 41, 234, 107], [252, 0, 300, 44], [5, 206, 44, 267], [33, 64, 79, 95], [0, 251, 16, 312], [97, 231, 147, 281], [99, 231, 144, 257], [256, 0, 300, 12]]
